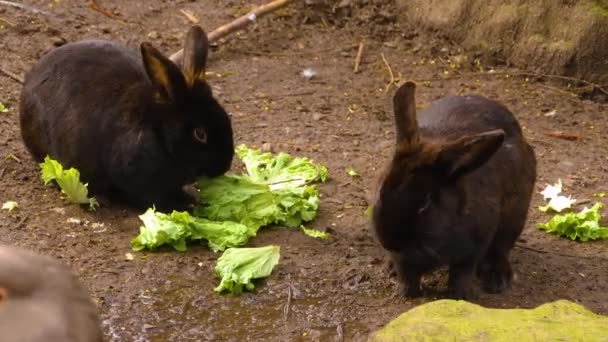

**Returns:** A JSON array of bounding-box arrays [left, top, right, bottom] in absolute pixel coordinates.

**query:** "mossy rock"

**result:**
[[369, 299, 608, 342]]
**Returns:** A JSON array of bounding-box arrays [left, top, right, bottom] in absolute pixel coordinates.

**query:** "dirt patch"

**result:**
[[1, 1, 607, 341]]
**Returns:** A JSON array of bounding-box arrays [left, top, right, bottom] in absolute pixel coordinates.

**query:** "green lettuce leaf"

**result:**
[[195, 145, 326, 233], [214, 245, 280, 294], [0, 103, 7, 112], [39, 156, 98, 210], [300, 225, 330, 240], [345, 167, 360, 177], [236, 144, 327, 189], [195, 175, 321, 232], [537, 203, 608, 241], [131, 208, 253, 252]]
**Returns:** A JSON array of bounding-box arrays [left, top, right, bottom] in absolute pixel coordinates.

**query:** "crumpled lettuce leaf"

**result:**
[[131, 208, 253, 252], [236, 144, 327, 189], [195, 145, 326, 234], [195, 176, 320, 232], [40, 156, 98, 210], [537, 203, 608, 241], [133, 145, 327, 255], [214, 245, 280, 294], [300, 225, 330, 240], [0, 103, 7, 112]]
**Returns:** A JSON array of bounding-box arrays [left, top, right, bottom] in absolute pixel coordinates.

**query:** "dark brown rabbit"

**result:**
[[19, 25, 234, 210], [372, 82, 536, 299], [0, 245, 103, 342]]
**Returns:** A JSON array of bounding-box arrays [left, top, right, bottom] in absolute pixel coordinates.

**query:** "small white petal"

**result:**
[[539, 195, 576, 212], [1, 201, 17, 211], [540, 179, 563, 200]]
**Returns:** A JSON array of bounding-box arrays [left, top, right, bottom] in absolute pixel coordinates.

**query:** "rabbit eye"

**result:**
[[193, 127, 207, 144]]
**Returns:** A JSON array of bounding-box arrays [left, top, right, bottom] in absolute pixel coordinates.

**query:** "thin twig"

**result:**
[[224, 90, 315, 104], [380, 52, 395, 93], [179, 9, 199, 24], [5, 153, 21, 163], [227, 44, 359, 57], [170, 0, 295, 64], [0, 17, 15, 26], [353, 41, 365, 73], [14, 216, 28, 230], [515, 243, 608, 261], [0, 0, 51, 15], [283, 274, 292, 322], [267, 178, 305, 186], [0, 67, 24, 83], [416, 71, 608, 96], [89, 0, 116, 19], [544, 131, 580, 141]]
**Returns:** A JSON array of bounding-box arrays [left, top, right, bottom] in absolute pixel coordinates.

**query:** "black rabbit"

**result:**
[[373, 82, 536, 299], [0, 245, 103, 342], [19, 26, 234, 210]]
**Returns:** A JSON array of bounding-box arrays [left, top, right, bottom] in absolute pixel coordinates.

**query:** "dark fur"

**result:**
[[372, 82, 536, 299], [0, 245, 102, 342], [19, 26, 234, 210]]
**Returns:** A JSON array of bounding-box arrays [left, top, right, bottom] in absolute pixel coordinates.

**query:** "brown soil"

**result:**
[[1, 1, 607, 341]]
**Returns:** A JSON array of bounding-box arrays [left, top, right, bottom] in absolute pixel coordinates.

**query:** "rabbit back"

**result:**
[[20, 40, 152, 186]]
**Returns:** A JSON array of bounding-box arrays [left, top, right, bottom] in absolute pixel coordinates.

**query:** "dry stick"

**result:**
[[0, 17, 15, 26], [179, 9, 199, 24], [90, 0, 115, 19], [380, 52, 395, 93], [169, 0, 295, 63], [0, 0, 51, 15], [544, 131, 580, 141], [417, 71, 608, 96], [0, 67, 24, 83], [353, 41, 365, 73]]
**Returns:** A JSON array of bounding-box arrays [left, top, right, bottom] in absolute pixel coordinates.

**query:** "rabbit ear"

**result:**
[[141, 42, 186, 104], [393, 82, 419, 146], [182, 25, 208, 88], [436, 129, 505, 180]]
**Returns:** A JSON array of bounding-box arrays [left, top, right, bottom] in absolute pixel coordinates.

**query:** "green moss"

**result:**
[[369, 300, 608, 342], [591, 0, 608, 16]]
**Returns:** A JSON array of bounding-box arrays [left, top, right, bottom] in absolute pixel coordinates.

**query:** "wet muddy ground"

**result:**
[[0, 1, 607, 341]]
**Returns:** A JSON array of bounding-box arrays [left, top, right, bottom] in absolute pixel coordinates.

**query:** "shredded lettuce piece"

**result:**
[[345, 167, 360, 177], [40, 156, 98, 210], [0, 102, 7, 112], [537, 203, 608, 241], [131, 208, 253, 252], [300, 225, 330, 240], [214, 245, 280, 294]]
